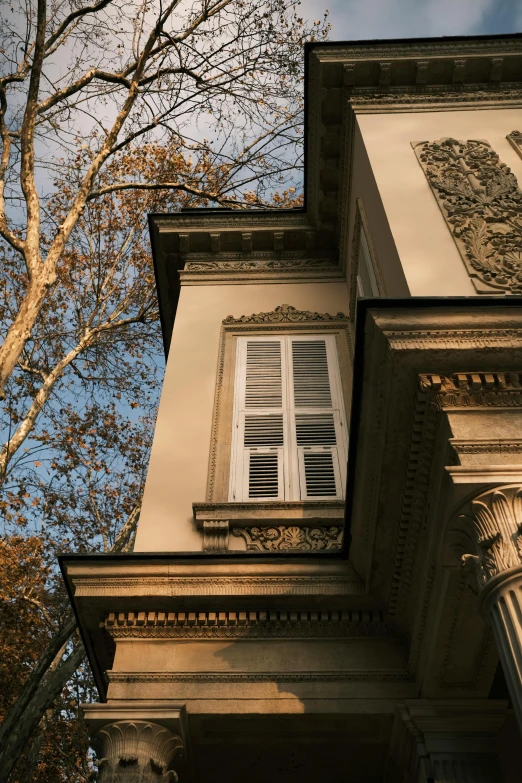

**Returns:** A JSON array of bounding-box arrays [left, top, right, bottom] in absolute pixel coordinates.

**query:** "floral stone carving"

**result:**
[[223, 303, 349, 324], [453, 485, 522, 587], [232, 525, 343, 551], [413, 138, 522, 293]]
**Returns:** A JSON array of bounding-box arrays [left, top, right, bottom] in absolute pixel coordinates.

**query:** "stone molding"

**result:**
[[507, 129, 522, 159], [419, 371, 522, 409], [232, 525, 343, 552], [223, 302, 349, 325], [103, 608, 389, 639], [413, 138, 522, 294], [179, 258, 343, 285], [387, 329, 522, 350], [73, 574, 364, 597], [108, 670, 412, 684], [350, 89, 522, 113], [194, 499, 346, 521], [91, 721, 183, 783], [452, 484, 522, 587]]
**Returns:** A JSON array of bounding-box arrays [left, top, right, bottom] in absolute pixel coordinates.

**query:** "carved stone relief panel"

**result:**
[[413, 138, 522, 294], [232, 524, 343, 552], [507, 130, 522, 159]]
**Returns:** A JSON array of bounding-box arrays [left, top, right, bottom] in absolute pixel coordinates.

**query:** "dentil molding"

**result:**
[[103, 608, 389, 639], [413, 138, 522, 294]]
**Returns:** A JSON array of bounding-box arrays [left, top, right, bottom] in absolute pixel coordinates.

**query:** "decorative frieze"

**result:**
[[103, 608, 389, 639], [184, 258, 335, 271], [232, 525, 343, 552], [507, 129, 522, 159], [413, 138, 522, 294], [419, 371, 522, 409], [223, 303, 349, 325], [92, 721, 182, 783]]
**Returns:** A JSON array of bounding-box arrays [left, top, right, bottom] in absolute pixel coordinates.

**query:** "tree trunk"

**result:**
[[0, 641, 85, 783]]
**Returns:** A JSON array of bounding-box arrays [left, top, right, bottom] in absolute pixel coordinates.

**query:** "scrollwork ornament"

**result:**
[[232, 524, 343, 551], [453, 485, 522, 587], [223, 303, 349, 325], [414, 138, 522, 293]]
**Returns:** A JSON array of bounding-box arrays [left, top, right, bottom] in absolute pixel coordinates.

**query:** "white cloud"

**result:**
[[300, 0, 497, 40]]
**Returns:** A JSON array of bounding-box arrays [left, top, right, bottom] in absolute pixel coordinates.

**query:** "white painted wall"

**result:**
[[357, 109, 522, 296], [134, 282, 350, 551]]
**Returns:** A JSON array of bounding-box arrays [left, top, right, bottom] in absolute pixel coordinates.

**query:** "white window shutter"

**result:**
[[229, 337, 286, 501], [229, 334, 347, 502], [288, 336, 347, 500]]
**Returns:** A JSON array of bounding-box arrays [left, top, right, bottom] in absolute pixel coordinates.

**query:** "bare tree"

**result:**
[[0, 0, 327, 397], [0, 0, 328, 777]]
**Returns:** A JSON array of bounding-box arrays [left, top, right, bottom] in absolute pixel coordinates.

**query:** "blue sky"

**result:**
[[301, 0, 522, 40]]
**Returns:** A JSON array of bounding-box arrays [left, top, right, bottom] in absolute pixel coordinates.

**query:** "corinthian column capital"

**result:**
[[453, 484, 522, 586], [92, 720, 182, 782]]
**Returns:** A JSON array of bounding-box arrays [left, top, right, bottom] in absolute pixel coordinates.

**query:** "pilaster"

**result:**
[[387, 700, 507, 783]]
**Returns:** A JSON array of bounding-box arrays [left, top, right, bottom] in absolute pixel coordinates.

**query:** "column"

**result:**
[[82, 705, 186, 782], [452, 484, 522, 732]]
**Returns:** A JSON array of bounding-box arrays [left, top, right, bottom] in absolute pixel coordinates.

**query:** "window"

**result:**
[[356, 225, 379, 298], [228, 335, 348, 502]]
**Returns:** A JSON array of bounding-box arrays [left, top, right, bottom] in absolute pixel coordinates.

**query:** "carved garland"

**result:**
[[413, 137, 522, 294]]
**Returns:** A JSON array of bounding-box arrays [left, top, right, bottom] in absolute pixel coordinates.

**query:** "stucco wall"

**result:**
[[135, 282, 350, 552], [357, 108, 522, 296], [349, 123, 409, 298]]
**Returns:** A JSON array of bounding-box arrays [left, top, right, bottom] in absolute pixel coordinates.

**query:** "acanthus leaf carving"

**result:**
[[223, 303, 349, 325], [414, 138, 522, 294], [232, 524, 343, 551], [93, 721, 182, 783], [452, 485, 522, 587]]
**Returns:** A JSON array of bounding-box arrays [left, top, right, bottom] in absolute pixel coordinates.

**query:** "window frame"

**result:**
[[349, 198, 386, 321], [206, 311, 353, 504], [229, 334, 348, 503]]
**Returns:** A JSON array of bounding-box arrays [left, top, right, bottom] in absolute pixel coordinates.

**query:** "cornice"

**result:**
[[72, 574, 365, 597], [151, 212, 312, 232], [311, 38, 522, 61], [108, 670, 413, 683], [103, 608, 389, 639]]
